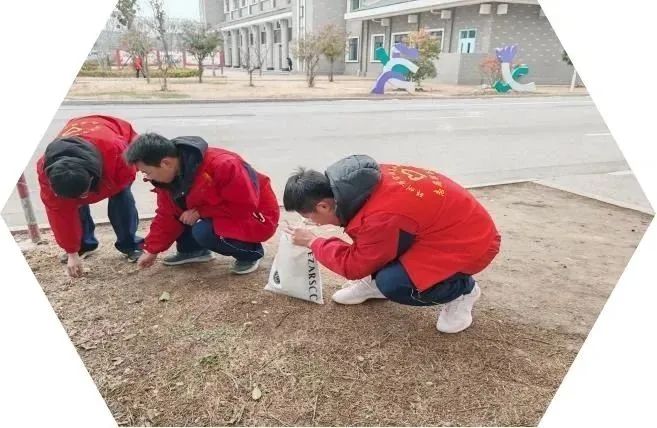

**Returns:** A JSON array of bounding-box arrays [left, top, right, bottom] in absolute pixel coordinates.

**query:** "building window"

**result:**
[[261, 31, 266, 44], [350, 0, 360, 12], [288, 27, 292, 42], [274, 22, 281, 43], [391, 32, 409, 50], [370, 34, 384, 62], [428, 28, 445, 52], [250, 33, 254, 45], [458, 29, 476, 53], [346, 37, 359, 62]]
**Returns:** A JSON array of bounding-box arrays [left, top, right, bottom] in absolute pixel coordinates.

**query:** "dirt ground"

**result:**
[[65, 72, 588, 102], [16, 183, 651, 426]]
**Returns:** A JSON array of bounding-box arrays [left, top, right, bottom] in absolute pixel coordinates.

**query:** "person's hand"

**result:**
[[283, 226, 318, 248], [179, 209, 200, 226], [67, 253, 83, 278], [138, 251, 158, 269]]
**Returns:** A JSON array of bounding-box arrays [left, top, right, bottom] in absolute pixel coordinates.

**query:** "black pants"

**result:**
[[176, 219, 264, 262]]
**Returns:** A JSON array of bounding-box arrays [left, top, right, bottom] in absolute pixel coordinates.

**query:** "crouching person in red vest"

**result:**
[[124, 133, 280, 275], [284, 155, 501, 333], [37, 115, 144, 277]]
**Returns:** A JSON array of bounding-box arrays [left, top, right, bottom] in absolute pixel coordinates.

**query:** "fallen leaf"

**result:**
[[356, 356, 365, 362], [159, 292, 170, 302], [124, 333, 137, 341], [251, 385, 262, 401]]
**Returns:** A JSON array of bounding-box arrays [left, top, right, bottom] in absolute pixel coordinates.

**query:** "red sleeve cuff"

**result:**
[[309, 237, 327, 255]]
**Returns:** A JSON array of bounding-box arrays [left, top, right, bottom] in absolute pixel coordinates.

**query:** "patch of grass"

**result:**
[[199, 354, 221, 368]]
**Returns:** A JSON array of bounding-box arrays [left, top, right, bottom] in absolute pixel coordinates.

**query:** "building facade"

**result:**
[[203, 1, 346, 72], [200, 0, 576, 85], [345, 0, 574, 85], [199, 0, 226, 27]]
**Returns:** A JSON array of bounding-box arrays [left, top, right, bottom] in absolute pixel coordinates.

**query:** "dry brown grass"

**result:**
[[18, 183, 649, 426], [65, 71, 588, 102]]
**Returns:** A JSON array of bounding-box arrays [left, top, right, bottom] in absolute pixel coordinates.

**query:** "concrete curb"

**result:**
[[535, 180, 655, 216], [62, 92, 590, 106], [11, 178, 652, 236]]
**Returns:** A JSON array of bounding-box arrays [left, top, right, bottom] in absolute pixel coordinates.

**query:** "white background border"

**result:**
[[0, 1, 117, 426], [0, 0, 655, 425]]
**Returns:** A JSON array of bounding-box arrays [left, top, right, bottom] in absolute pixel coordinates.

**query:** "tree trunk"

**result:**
[[570, 68, 577, 92], [249, 70, 254, 87], [306, 60, 311, 87], [198, 61, 203, 83], [329, 59, 334, 82], [144, 56, 151, 84]]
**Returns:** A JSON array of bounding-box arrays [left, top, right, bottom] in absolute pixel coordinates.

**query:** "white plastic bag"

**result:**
[[265, 232, 324, 304]]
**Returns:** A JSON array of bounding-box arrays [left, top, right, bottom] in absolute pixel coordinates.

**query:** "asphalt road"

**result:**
[[3, 96, 651, 229]]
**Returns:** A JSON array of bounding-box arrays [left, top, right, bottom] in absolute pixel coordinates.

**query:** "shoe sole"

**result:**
[[331, 295, 387, 305], [162, 255, 215, 266], [231, 260, 261, 275], [436, 285, 481, 334]]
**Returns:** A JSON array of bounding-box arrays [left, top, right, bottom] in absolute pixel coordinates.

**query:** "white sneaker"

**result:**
[[332, 277, 387, 305], [436, 283, 481, 333]]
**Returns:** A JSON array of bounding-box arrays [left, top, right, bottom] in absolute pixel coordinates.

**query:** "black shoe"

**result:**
[[230, 258, 261, 275], [162, 250, 214, 266], [59, 247, 98, 264], [124, 249, 144, 263]]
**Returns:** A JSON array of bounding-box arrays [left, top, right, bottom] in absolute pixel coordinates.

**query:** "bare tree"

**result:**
[[91, 29, 116, 72], [318, 24, 347, 82], [210, 47, 223, 77], [148, 0, 174, 91], [181, 23, 220, 83], [123, 28, 154, 83], [252, 32, 269, 77], [240, 43, 268, 87], [293, 33, 322, 88]]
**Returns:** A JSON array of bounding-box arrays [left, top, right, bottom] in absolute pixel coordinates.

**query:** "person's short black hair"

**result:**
[[47, 164, 91, 198], [124, 133, 178, 166], [283, 167, 334, 213]]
